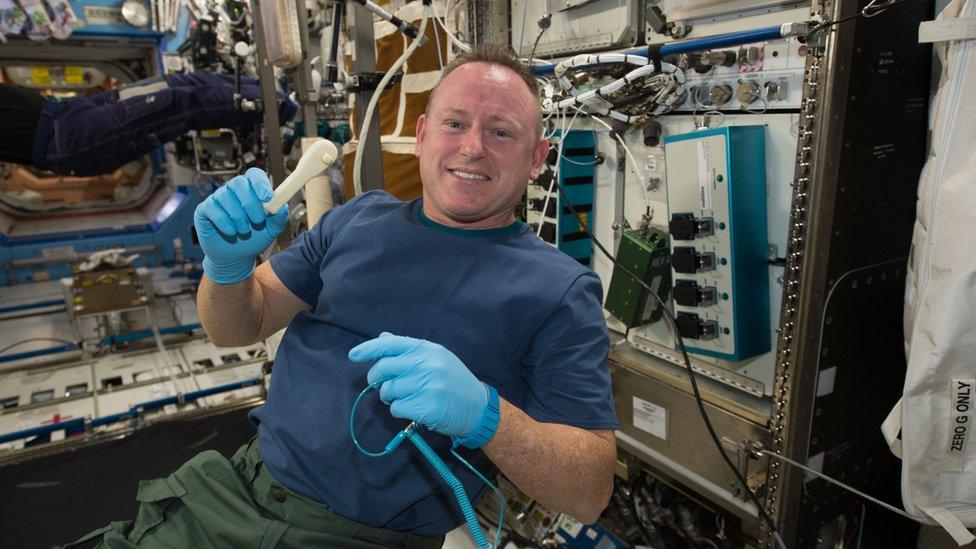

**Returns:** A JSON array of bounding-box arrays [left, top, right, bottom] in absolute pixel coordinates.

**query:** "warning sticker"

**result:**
[[632, 396, 667, 440], [31, 66, 51, 86], [64, 66, 84, 85]]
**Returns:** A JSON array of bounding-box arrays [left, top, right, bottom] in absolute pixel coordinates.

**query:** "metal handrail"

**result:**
[[0, 377, 263, 444]]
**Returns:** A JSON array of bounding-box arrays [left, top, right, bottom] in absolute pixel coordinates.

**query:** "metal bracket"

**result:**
[[236, 96, 264, 114], [348, 72, 403, 92]]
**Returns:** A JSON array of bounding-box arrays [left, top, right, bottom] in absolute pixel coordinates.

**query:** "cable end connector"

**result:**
[[746, 440, 765, 459], [780, 21, 813, 37], [384, 421, 419, 453]]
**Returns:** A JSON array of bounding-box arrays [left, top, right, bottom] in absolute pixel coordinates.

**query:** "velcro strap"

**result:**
[[882, 398, 903, 459], [646, 43, 664, 73], [919, 504, 976, 545], [919, 17, 976, 43]]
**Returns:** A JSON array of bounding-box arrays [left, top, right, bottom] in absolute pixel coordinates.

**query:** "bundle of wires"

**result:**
[[551, 54, 687, 123]]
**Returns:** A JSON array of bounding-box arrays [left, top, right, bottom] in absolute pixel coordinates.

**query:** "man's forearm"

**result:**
[[483, 398, 616, 524], [197, 274, 266, 347]]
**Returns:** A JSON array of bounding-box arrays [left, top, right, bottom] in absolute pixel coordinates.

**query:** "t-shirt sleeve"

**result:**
[[520, 272, 618, 430], [270, 219, 328, 307], [269, 191, 385, 307]]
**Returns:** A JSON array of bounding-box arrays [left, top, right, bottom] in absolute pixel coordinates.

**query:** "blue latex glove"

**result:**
[[349, 333, 500, 447], [193, 168, 289, 284]]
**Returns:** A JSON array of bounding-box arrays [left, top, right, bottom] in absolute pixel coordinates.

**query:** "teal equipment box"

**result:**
[[663, 125, 770, 362]]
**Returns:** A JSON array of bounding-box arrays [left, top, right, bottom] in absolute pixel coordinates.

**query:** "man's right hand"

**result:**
[[194, 168, 289, 285]]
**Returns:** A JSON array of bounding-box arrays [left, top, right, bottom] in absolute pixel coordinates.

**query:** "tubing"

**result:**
[[532, 24, 785, 75]]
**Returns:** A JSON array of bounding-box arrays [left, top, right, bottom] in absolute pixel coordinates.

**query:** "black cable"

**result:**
[[629, 473, 668, 548], [553, 182, 784, 544], [612, 476, 652, 546], [324, 1, 344, 85], [800, 0, 924, 43], [528, 22, 548, 62]]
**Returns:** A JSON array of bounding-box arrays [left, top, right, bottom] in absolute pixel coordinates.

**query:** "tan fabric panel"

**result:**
[[343, 2, 453, 200], [377, 80, 402, 136], [400, 91, 431, 138], [375, 31, 404, 73], [404, 19, 448, 74], [343, 150, 422, 201]]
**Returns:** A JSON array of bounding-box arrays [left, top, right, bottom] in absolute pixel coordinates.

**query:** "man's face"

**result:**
[[415, 62, 548, 229]]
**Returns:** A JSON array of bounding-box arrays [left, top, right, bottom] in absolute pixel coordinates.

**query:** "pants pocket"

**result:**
[[127, 477, 187, 543], [60, 521, 134, 548]]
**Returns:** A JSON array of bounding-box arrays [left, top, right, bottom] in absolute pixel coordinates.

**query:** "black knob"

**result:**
[[675, 312, 718, 340], [671, 247, 698, 273], [669, 213, 697, 240], [671, 247, 715, 273], [674, 280, 717, 307], [669, 213, 715, 240], [674, 280, 702, 306]]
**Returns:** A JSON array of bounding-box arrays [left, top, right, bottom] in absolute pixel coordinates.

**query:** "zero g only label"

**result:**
[[947, 379, 974, 468]]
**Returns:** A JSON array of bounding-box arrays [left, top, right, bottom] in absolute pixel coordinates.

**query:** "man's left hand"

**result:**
[[348, 333, 496, 444]]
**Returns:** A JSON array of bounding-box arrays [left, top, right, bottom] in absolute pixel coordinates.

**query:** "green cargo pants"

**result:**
[[63, 438, 446, 548]]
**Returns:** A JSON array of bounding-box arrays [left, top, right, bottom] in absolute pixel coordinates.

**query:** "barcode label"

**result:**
[[697, 141, 713, 211]]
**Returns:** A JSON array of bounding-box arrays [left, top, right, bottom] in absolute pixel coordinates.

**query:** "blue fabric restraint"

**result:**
[[455, 384, 500, 449]]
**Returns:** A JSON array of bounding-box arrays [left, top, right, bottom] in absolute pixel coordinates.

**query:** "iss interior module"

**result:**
[[0, 0, 952, 547]]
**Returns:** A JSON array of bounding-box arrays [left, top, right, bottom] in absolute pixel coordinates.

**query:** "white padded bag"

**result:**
[[885, 0, 976, 544]]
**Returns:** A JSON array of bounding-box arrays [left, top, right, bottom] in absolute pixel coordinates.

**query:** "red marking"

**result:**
[[41, 413, 73, 425]]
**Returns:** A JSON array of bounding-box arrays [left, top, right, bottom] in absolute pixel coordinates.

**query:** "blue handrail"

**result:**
[[0, 344, 80, 364], [0, 377, 263, 445], [0, 323, 203, 365], [101, 323, 202, 345], [531, 24, 786, 75], [0, 299, 66, 315]]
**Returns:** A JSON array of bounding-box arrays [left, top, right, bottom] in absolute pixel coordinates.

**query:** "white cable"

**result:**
[[575, 106, 649, 206], [536, 107, 583, 238], [555, 62, 685, 123], [759, 448, 920, 522], [553, 53, 648, 94], [536, 110, 570, 237], [438, 0, 471, 53], [536, 115, 564, 237], [353, 5, 431, 195], [145, 309, 186, 397], [431, 2, 444, 68]]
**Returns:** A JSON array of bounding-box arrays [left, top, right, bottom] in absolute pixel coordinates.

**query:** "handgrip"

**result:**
[[263, 140, 340, 214]]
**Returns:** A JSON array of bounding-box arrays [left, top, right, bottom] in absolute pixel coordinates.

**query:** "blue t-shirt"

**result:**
[[250, 191, 617, 535]]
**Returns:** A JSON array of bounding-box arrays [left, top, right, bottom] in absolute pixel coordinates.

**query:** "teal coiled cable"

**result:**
[[404, 429, 491, 548], [349, 383, 503, 549]]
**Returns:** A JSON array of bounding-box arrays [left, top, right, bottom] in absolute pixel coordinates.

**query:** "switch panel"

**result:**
[[664, 126, 770, 361]]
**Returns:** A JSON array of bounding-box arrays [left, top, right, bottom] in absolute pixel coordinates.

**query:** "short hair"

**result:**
[[426, 44, 543, 138]]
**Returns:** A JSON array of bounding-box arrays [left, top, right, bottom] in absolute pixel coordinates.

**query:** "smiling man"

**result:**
[[68, 44, 617, 549]]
